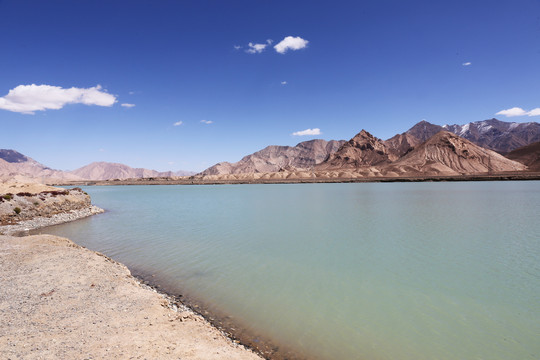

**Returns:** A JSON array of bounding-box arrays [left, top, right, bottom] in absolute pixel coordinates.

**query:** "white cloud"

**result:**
[[121, 103, 135, 108], [281, 81, 287, 85], [527, 108, 540, 116], [234, 45, 242, 50], [0, 84, 116, 114], [462, 62, 472, 66], [246, 43, 267, 54], [173, 121, 183, 126], [496, 107, 540, 117], [292, 128, 321, 136], [128, 91, 135, 95], [200, 119, 213, 124], [274, 36, 309, 54], [245, 39, 273, 54]]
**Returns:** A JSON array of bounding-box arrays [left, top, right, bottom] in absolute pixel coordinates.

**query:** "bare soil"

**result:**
[[0, 234, 262, 360]]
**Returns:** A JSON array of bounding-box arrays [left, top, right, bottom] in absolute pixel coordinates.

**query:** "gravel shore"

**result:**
[[0, 205, 104, 235], [0, 234, 262, 359]]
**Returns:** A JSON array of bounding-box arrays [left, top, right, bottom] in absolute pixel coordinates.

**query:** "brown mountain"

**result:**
[[70, 162, 180, 180], [0, 150, 195, 182], [201, 139, 346, 175], [505, 141, 540, 172], [315, 130, 399, 170], [384, 119, 540, 156], [442, 118, 540, 154], [380, 131, 527, 176], [384, 120, 444, 157], [0, 149, 82, 182]]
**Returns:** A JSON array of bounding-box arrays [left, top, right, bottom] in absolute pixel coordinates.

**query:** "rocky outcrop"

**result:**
[[505, 141, 540, 172], [201, 139, 345, 175], [315, 130, 399, 170], [380, 131, 527, 176]]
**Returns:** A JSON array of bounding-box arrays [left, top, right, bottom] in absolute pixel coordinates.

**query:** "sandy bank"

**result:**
[[0, 234, 262, 359]]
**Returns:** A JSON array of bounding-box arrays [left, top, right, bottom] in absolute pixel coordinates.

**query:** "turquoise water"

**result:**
[[38, 182, 539, 359]]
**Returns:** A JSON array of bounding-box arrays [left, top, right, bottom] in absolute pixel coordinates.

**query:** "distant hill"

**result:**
[[69, 162, 194, 180], [0, 149, 82, 182], [385, 120, 443, 157], [384, 119, 540, 156], [201, 139, 346, 175], [315, 130, 399, 170], [505, 141, 540, 172], [380, 131, 527, 176], [442, 118, 540, 154], [0, 150, 195, 182]]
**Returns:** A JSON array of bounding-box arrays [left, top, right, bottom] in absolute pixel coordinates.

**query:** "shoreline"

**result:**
[[131, 268, 309, 360], [23, 212, 308, 360], [0, 205, 104, 236], [0, 234, 263, 360], [48, 171, 540, 187]]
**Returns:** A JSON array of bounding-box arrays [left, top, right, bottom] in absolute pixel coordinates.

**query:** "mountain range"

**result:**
[[201, 118, 540, 175], [0, 151, 194, 182], [2, 118, 539, 182], [201, 139, 345, 175], [70, 162, 194, 180]]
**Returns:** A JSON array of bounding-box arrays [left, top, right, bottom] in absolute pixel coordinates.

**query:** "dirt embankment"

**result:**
[[0, 234, 262, 360], [0, 184, 104, 234]]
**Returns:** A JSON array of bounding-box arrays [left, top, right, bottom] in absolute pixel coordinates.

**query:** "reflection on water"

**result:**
[[38, 182, 540, 360]]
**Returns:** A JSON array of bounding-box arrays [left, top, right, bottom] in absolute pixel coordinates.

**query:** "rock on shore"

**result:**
[[0, 234, 262, 360]]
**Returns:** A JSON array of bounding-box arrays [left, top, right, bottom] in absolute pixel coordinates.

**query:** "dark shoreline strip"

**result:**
[[131, 269, 309, 360], [49, 172, 540, 187]]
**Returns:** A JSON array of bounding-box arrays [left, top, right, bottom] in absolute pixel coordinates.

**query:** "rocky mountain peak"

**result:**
[[381, 130, 527, 175], [200, 139, 346, 175], [315, 130, 398, 170], [0, 149, 30, 163]]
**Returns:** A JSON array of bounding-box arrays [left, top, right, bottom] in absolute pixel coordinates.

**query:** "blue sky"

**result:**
[[1, 0, 539, 172]]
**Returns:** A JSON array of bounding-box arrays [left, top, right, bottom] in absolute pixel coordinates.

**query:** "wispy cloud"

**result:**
[[281, 81, 287, 85], [0, 84, 116, 114], [274, 36, 309, 54], [496, 107, 540, 117], [292, 128, 321, 136], [173, 121, 183, 126], [200, 119, 213, 124], [462, 62, 472, 66], [246, 39, 273, 54], [128, 91, 135, 95], [234, 45, 242, 50], [121, 103, 135, 108]]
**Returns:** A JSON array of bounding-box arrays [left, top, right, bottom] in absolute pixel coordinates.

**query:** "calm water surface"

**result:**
[[38, 182, 539, 359]]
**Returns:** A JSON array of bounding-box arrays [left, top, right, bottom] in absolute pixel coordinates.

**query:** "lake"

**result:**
[[35, 182, 540, 360]]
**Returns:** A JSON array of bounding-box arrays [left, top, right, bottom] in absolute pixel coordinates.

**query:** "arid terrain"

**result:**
[[0, 234, 262, 359]]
